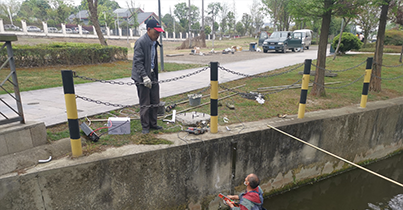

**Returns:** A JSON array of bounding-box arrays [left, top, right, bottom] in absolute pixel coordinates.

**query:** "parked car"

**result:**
[[58, 28, 73, 34], [262, 31, 304, 53], [82, 29, 90, 34], [293, 29, 313, 50], [48, 27, 58, 33], [71, 27, 79, 34], [4, 24, 21, 31], [27, 26, 42, 32]]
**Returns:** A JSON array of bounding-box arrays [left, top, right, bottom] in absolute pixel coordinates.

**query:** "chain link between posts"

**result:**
[[75, 95, 162, 109], [219, 78, 303, 98], [73, 66, 209, 85], [375, 62, 403, 68], [312, 74, 365, 89], [218, 63, 304, 78], [371, 73, 403, 81], [311, 60, 367, 73]]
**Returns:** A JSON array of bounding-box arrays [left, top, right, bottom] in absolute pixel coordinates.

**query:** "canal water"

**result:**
[[263, 152, 403, 210]]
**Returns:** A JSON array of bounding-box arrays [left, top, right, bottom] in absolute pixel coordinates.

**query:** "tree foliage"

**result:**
[[87, 0, 107, 46], [241, 13, 252, 35], [261, 0, 291, 31], [0, 0, 21, 24], [355, 2, 381, 47], [173, 2, 199, 33], [236, 21, 245, 35], [288, 0, 367, 96], [207, 2, 222, 35]]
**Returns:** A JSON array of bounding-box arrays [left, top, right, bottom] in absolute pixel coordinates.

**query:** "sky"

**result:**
[[70, 0, 269, 22]]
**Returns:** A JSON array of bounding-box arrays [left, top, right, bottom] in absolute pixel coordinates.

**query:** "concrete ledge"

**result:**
[[0, 121, 47, 156], [0, 138, 71, 176]]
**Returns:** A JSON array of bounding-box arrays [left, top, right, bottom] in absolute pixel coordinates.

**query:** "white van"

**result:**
[[293, 29, 313, 50]]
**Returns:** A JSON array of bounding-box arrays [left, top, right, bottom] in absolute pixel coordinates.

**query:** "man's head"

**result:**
[[146, 19, 165, 41], [244, 173, 260, 189]]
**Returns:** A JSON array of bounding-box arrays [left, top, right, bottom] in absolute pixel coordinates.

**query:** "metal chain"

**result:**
[[219, 78, 302, 97], [371, 73, 403, 81], [164, 85, 211, 107], [218, 63, 304, 78], [311, 60, 367, 73], [158, 66, 209, 83], [75, 95, 162, 108], [312, 74, 365, 89], [73, 66, 209, 85], [374, 62, 403, 68], [74, 74, 137, 85], [260, 78, 303, 95]]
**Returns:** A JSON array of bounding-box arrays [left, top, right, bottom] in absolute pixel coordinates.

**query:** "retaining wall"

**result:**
[[0, 121, 47, 157], [1, 97, 403, 209]]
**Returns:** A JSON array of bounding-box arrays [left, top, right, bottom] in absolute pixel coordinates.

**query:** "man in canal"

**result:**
[[131, 19, 164, 134], [226, 173, 265, 210]]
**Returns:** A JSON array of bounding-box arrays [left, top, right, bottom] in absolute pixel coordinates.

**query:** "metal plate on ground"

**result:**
[[176, 111, 210, 126]]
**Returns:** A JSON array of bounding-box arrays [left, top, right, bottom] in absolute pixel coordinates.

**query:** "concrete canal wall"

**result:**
[[1, 97, 403, 209]]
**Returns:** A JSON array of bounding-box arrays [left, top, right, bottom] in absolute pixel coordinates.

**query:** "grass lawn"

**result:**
[[2, 36, 402, 156], [0, 61, 205, 94], [43, 53, 403, 156]]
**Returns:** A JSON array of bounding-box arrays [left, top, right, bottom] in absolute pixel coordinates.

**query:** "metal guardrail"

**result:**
[[0, 34, 25, 125]]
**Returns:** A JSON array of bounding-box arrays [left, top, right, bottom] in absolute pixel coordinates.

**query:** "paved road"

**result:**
[[1, 48, 325, 126]]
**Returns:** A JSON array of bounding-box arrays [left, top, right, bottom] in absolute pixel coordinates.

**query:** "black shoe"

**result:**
[[150, 125, 163, 130], [142, 129, 149, 134]]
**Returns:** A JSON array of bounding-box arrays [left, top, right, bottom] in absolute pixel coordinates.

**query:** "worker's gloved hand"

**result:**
[[142, 76, 152, 89]]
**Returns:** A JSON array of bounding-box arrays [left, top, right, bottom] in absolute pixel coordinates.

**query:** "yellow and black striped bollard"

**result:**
[[61, 70, 82, 157], [298, 59, 312, 119], [360, 57, 373, 108], [210, 62, 218, 133]]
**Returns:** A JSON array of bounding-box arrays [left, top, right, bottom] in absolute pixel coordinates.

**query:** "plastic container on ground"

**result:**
[[188, 94, 202, 106], [249, 42, 257, 51]]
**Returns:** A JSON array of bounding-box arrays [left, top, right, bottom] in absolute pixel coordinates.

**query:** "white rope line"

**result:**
[[267, 124, 403, 188]]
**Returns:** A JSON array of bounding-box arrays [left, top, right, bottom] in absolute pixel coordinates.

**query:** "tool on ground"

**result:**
[[185, 127, 208, 135], [218, 193, 239, 207], [165, 104, 176, 112], [163, 110, 176, 123], [38, 156, 52, 163], [80, 122, 100, 142]]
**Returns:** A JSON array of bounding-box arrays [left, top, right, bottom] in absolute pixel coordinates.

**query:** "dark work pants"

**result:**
[[136, 80, 160, 130]]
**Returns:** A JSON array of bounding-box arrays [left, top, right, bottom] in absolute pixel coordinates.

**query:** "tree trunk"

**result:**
[[200, 30, 206, 48], [400, 45, 403, 63], [311, 1, 332, 97], [333, 17, 349, 60], [363, 29, 370, 48], [370, 0, 390, 92], [87, 0, 108, 46]]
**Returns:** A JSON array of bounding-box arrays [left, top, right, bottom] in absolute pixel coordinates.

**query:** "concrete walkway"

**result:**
[[1, 49, 322, 127]]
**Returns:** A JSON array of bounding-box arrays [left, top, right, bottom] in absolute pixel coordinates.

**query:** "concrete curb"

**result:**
[[0, 138, 71, 176]]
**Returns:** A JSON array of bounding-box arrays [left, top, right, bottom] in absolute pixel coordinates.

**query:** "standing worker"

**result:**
[[131, 19, 165, 134], [225, 173, 266, 210]]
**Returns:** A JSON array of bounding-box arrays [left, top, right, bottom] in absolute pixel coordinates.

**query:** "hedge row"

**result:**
[[0, 42, 127, 68], [385, 30, 403, 46]]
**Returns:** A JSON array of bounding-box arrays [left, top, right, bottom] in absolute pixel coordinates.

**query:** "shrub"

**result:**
[[0, 42, 127, 68], [384, 30, 403, 46], [332, 32, 362, 54]]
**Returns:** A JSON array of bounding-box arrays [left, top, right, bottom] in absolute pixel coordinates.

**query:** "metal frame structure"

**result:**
[[0, 34, 25, 125]]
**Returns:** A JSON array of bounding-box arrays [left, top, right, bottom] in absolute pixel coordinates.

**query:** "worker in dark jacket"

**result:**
[[131, 19, 165, 134], [226, 174, 265, 210]]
